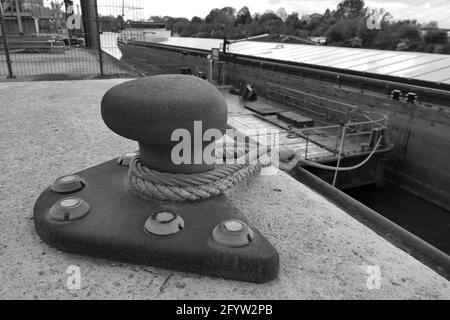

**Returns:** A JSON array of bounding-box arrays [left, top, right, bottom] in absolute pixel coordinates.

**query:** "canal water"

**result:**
[[345, 183, 450, 255]]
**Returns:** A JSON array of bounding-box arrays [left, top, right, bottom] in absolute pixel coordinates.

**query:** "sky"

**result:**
[[95, 0, 450, 28]]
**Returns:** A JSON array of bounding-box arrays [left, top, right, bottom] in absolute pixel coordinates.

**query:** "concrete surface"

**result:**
[[0, 79, 449, 300]]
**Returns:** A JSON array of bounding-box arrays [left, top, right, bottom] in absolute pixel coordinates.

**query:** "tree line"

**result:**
[[101, 0, 450, 54]]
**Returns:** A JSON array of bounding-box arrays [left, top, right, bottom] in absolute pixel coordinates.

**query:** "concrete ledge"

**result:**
[[292, 167, 450, 280], [0, 79, 449, 299]]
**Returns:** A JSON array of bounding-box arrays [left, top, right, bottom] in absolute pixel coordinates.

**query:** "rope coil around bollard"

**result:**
[[127, 142, 272, 202]]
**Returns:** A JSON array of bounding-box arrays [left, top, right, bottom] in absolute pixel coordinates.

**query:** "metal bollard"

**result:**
[[34, 75, 279, 283]]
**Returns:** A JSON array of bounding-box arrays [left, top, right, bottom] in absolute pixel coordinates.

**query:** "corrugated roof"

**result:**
[[156, 37, 450, 84]]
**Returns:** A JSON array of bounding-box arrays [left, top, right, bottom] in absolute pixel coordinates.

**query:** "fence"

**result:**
[[0, 0, 143, 80]]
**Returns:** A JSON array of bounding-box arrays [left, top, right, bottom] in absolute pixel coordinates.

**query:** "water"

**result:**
[[346, 183, 450, 255]]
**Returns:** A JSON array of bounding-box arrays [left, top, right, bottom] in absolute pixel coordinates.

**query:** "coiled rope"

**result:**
[[128, 141, 272, 202]]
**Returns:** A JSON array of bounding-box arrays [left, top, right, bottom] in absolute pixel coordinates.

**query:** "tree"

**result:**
[[276, 8, 288, 22], [357, 19, 377, 47], [191, 16, 203, 24], [260, 11, 282, 25], [372, 24, 399, 50], [236, 6, 252, 25], [335, 0, 366, 19], [425, 30, 448, 44], [304, 14, 324, 31], [326, 19, 359, 44], [258, 11, 283, 34], [172, 19, 190, 36], [124, 2, 449, 55], [401, 28, 421, 42], [286, 12, 301, 29], [221, 7, 236, 19], [205, 7, 236, 25], [246, 20, 265, 36], [205, 8, 220, 24]]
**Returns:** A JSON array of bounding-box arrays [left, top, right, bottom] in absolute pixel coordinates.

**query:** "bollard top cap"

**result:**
[[101, 75, 228, 146]]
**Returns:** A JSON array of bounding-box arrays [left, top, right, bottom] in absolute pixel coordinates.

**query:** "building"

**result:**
[[1, 0, 65, 36]]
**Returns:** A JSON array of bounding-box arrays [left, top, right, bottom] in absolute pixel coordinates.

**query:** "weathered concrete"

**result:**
[[0, 79, 448, 300]]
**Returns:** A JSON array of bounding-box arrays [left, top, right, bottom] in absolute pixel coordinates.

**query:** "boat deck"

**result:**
[[228, 114, 336, 161], [223, 89, 388, 163]]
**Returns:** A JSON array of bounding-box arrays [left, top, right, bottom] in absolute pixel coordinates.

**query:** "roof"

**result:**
[[156, 37, 450, 85]]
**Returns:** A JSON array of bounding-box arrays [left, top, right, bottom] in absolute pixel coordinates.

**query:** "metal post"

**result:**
[[208, 57, 213, 83], [0, 3, 14, 79], [335, 126, 340, 152], [33, 17, 39, 35], [93, 0, 103, 75], [305, 132, 309, 160], [14, 0, 23, 34], [332, 125, 346, 188]]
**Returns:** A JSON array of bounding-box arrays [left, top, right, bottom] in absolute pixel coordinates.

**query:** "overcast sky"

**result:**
[[95, 0, 450, 28]]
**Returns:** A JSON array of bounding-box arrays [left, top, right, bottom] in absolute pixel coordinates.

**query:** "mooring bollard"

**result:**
[[33, 75, 279, 283], [101, 75, 227, 173]]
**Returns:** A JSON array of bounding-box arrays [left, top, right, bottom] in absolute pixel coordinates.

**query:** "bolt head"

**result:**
[[117, 151, 139, 167], [224, 220, 244, 232], [154, 211, 176, 223], [124, 152, 138, 158], [60, 198, 80, 208], [59, 175, 77, 183], [49, 197, 90, 222], [212, 219, 254, 248], [144, 211, 184, 236], [51, 175, 85, 193]]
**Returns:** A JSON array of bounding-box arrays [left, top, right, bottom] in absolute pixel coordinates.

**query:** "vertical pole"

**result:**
[[33, 17, 39, 35], [305, 132, 309, 160], [14, 0, 23, 34], [0, 3, 14, 78], [93, 0, 103, 75], [332, 125, 346, 188], [64, 0, 74, 40], [208, 57, 213, 83], [218, 62, 222, 85], [335, 126, 340, 151]]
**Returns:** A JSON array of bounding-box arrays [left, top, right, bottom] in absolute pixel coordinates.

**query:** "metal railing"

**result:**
[[261, 81, 391, 161]]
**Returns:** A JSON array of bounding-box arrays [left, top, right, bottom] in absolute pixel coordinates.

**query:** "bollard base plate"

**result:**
[[33, 159, 279, 283]]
